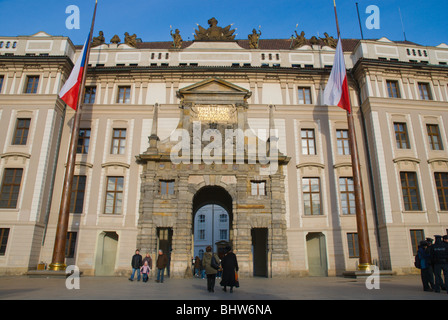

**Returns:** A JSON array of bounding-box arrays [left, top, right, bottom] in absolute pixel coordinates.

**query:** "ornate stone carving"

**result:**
[[124, 32, 138, 47], [170, 29, 183, 49], [91, 31, 105, 47], [320, 32, 337, 48], [194, 17, 236, 41], [291, 30, 306, 49], [248, 28, 261, 49], [110, 34, 121, 44]]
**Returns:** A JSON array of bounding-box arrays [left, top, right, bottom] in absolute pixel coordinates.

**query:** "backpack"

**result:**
[[414, 253, 421, 269], [211, 254, 219, 270]]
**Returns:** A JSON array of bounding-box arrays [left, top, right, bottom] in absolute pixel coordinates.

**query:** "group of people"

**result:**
[[200, 245, 239, 293], [416, 234, 448, 293], [129, 246, 239, 293], [129, 249, 168, 283]]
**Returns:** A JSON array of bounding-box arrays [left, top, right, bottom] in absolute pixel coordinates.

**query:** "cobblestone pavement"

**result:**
[[0, 274, 447, 300]]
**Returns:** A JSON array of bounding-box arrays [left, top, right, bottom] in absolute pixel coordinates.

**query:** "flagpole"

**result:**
[[49, 0, 98, 271], [332, 0, 373, 271]]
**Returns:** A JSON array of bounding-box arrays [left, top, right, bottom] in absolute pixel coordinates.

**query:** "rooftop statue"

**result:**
[[92, 31, 105, 47], [124, 32, 138, 47], [320, 32, 338, 48], [194, 17, 236, 41], [248, 28, 261, 49], [170, 28, 183, 49], [291, 30, 306, 49], [110, 34, 121, 44]]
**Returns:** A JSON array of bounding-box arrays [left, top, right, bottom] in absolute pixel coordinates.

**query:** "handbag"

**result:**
[[235, 271, 239, 287], [211, 254, 219, 270]]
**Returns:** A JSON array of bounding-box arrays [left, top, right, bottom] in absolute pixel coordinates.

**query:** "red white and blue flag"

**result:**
[[323, 38, 351, 113], [58, 33, 90, 111]]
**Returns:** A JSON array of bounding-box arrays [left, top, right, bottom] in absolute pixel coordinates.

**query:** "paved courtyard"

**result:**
[[0, 274, 447, 300]]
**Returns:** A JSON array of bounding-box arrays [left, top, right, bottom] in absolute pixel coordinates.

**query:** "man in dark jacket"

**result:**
[[156, 249, 169, 283], [129, 249, 143, 281], [430, 235, 448, 293], [417, 241, 434, 291]]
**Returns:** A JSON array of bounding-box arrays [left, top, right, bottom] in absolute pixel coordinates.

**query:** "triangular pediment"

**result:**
[[178, 78, 251, 104]]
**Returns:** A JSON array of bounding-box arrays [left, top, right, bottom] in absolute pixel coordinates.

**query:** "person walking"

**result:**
[[220, 246, 239, 293], [156, 249, 168, 283], [194, 256, 202, 278], [430, 235, 448, 294], [140, 260, 151, 283], [129, 249, 143, 281], [416, 240, 434, 291], [203, 246, 220, 293]]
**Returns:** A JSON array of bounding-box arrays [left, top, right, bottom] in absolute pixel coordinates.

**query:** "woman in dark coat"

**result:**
[[220, 246, 239, 293]]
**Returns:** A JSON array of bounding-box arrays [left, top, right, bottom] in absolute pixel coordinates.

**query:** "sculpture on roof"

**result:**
[[170, 28, 183, 49], [92, 31, 105, 47], [291, 30, 306, 49], [194, 17, 236, 41], [248, 28, 261, 49], [320, 32, 337, 48], [124, 32, 138, 47], [110, 34, 121, 44]]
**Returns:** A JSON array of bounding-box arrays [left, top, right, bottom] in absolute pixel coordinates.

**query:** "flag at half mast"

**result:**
[[323, 38, 351, 114], [58, 32, 91, 110]]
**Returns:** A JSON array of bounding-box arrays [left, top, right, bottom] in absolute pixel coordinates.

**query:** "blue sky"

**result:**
[[0, 0, 447, 47]]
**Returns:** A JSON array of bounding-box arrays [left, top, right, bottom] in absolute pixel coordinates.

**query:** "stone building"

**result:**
[[0, 22, 447, 277]]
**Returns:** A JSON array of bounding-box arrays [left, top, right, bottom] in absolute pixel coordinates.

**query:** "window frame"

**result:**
[[426, 124, 443, 151], [110, 128, 126, 155], [104, 176, 124, 214], [394, 122, 411, 149], [347, 233, 359, 258], [0, 228, 10, 256], [400, 171, 422, 211], [12, 118, 31, 145], [83, 86, 96, 104], [302, 177, 322, 216], [69, 175, 86, 214], [301, 129, 316, 155], [77, 128, 91, 154], [250, 180, 266, 196], [0, 168, 23, 209], [160, 179, 175, 195], [418, 82, 432, 101], [116, 86, 131, 104], [336, 129, 350, 155], [298, 87, 312, 104], [410, 229, 425, 256], [386, 80, 401, 98], [24, 75, 39, 94], [434, 172, 448, 211]]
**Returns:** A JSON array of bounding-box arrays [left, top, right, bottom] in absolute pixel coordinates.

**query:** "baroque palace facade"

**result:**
[[0, 18, 447, 277]]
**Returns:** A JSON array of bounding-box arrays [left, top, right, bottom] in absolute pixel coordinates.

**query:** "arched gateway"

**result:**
[[136, 78, 290, 278]]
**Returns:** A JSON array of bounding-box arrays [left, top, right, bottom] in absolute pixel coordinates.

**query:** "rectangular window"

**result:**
[[435, 172, 448, 211], [65, 232, 77, 258], [394, 122, 410, 149], [340, 177, 355, 215], [0, 75, 4, 93], [104, 176, 124, 214], [298, 87, 312, 104], [418, 82, 432, 100], [336, 129, 350, 155], [347, 233, 359, 258], [160, 180, 175, 195], [410, 229, 425, 256], [84, 86, 96, 104], [117, 86, 131, 104], [77, 129, 91, 154], [251, 181, 266, 196], [0, 228, 10, 256], [386, 80, 400, 98], [111, 129, 126, 154], [219, 229, 227, 240], [302, 177, 322, 215], [12, 118, 31, 145], [25, 76, 39, 94], [400, 172, 422, 211], [70, 175, 86, 213], [0, 168, 23, 208], [427, 124, 443, 151], [301, 129, 316, 155], [199, 229, 205, 240]]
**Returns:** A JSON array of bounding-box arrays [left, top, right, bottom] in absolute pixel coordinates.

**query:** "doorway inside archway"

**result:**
[[192, 186, 233, 259]]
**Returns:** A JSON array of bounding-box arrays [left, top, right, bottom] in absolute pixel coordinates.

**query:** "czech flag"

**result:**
[[59, 33, 90, 111], [323, 38, 351, 114]]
